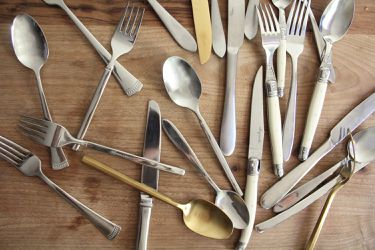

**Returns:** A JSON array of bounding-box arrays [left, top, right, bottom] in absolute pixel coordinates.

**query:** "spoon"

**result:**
[[11, 14, 68, 170], [274, 126, 375, 213], [299, 0, 355, 161], [82, 156, 233, 239], [162, 56, 242, 196], [162, 119, 249, 229]]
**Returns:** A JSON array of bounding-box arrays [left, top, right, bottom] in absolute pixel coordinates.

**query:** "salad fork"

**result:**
[[282, 0, 311, 161], [257, 4, 284, 177], [73, 3, 144, 151], [18, 116, 185, 176], [0, 136, 121, 240]]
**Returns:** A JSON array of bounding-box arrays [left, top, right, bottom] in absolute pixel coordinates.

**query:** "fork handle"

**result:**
[[37, 173, 121, 240], [73, 65, 114, 151], [277, 9, 287, 98]]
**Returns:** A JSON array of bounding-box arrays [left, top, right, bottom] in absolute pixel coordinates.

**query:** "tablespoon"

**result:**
[[162, 56, 242, 196], [162, 119, 249, 229], [11, 14, 68, 170], [82, 156, 234, 239]]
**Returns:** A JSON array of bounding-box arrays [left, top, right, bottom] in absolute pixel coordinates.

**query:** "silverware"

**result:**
[[11, 14, 68, 170], [220, 0, 245, 156], [73, 3, 144, 151], [257, 4, 284, 177], [162, 119, 249, 229], [244, 0, 260, 40], [271, 0, 292, 97], [82, 156, 234, 239], [148, 0, 197, 52], [18, 116, 185, 176], [236, 66, 264, 250], [42, 0, 143, 96], [162, 56, 243, 196], [282, 0, 310, 161], [261, 92, 375, 209], [136, 100, 162, 250], [274, 126, 375, 213], [0, 136, 120, 240], [211, 0, 226, 57], [299, 0, 355, 161]]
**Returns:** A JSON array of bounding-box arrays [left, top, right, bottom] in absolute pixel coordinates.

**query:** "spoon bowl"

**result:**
[[348, 126, 375, 163]]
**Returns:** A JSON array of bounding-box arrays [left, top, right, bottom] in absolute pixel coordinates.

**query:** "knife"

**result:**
[[148, 0, 197, 52], [260, 92, 375, 209], [211, 0, 226, 57], [220, 0, 245, 156], [136, 100, 161, 250], [244, 0, 259, 40], [236, 66, 264, 250], [191, 0, 212, 64]]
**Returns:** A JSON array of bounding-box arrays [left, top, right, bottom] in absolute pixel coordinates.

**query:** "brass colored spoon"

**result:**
[[82, 156, 233, 239]]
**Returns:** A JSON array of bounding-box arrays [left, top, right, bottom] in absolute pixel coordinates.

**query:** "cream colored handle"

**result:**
[[82, 156, 181, 208], [277, 39, 286, 97], [267, 96, 283, 176], [300, 81, 328, 161]]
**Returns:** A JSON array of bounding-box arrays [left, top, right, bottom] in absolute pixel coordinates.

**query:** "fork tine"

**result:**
[[130, 8, 144, 39], [123, 3, 135, 33], [295, 0, 306, 35], [129, 7, 140, 35], [18, 122, 47, 139], [259, 5, 270, 33], [269, 5, 280, 32], [265, 5, 276, 32], [19, 118, 49, 133], [287, 0, 297, 34], [116, 2, 130, 32], [291, 0, 302, 35], [20, 115, 50, 127], [20, 130, 47, 146], [256, 6, 265, 34], [0, 136, 30, 166], [301, 0, 311, 36], [0, 136, 31, 156]]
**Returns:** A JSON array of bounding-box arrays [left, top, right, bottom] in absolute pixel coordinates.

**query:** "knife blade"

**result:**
[[136, 100, 161, 250], [211, 0, 226, 57], [220, 0, 245, 156], [148, 0, 197, 52], [191, 0, 212, 64], [244, 0, 259, 40], [236, 66, 264, 250], [261, 92, 375, 209]]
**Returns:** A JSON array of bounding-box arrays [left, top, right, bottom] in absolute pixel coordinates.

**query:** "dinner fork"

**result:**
[[73, 3, 144, 151], [257, 4, 284, 177], [282, 0, 311, 162], [18, 116, 185, 176], [0, 136, 121, 240]]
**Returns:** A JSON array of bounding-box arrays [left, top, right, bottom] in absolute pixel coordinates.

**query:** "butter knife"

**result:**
[[191, 0, 212, 64], [220, 0, 245, 156], [244, 0, 259, 40], [148, 0, 197, 52], [211, 0, 226, 57], [236, 66, 264, 250], [261, 92, 375, 209], [136, 100, 161, 250]]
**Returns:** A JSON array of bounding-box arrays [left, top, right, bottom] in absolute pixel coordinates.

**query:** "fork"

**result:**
[[73, 3, 144, 151], [0, 136, 121, 240], [257, 4, 284, 177], [18, 116, 185, 176], [282, 0, 311, 162]]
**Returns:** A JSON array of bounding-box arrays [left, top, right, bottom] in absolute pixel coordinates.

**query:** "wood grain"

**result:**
[[0, 0, 375, 249]]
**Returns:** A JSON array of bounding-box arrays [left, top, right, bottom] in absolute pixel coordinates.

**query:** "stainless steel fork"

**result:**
[[73, 3, 144, 151], [0, 136, 121, 240], [282, 0, 311, 162], [257, 4, 284, 177], [18, 116, 185, 176]]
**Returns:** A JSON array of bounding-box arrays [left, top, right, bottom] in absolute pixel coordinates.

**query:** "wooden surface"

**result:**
[[0, 0, 375, 249]]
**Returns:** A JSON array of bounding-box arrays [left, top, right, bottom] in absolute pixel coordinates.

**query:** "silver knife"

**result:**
[[261, 92, 375, 209], [244, 0, 259, 40], [236, 66, 264, 250], [148, 0, 197, 52], [211, 0, 226, 57], [136, 100, 161, 250], [220, 0, 245, 156]]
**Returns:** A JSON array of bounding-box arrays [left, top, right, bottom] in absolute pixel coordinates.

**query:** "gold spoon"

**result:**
[[82, 156, 233, 239], [306, 134, 356, 249]]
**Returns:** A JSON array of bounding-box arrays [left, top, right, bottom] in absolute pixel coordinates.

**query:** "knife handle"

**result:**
[[136, 196, 153, 250], [236, 159, 259, 250], [220, 50, 238, 156]]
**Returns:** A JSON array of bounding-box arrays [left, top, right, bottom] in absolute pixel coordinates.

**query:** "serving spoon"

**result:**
[[162, 56, 242, 196], [162, 119, 249, 229], [82, 156, 233, 239]]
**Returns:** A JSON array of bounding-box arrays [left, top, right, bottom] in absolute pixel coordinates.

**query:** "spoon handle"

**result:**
[[82, 156, 181, 208], [162, 119, 220, 192]]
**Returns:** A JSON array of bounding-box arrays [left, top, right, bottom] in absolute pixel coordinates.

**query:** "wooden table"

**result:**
[[1, 1, 374, 249]]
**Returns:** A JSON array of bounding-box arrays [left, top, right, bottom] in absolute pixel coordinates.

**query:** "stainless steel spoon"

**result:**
[[162, 56, 242, 196], [162, 119, 249, 229], [11, 14, 68, 170]]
